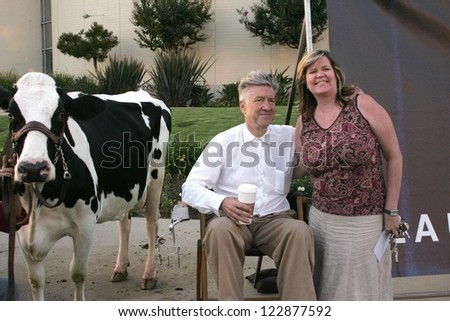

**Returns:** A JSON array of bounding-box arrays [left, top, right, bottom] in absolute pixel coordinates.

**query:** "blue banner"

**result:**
[[327, 0, 450, 277]]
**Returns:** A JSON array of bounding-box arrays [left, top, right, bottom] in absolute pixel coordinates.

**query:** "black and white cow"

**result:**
[[0, 72, 171, 300]]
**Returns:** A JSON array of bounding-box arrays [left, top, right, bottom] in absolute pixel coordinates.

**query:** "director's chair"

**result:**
[[196, 195, 308, 300]]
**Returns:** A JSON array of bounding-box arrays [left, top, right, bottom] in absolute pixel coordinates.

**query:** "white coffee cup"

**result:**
[[237, 183, 257, 224]]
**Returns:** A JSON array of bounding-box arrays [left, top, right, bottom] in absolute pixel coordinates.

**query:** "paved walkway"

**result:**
[[1, 218, 449, 301], [0, 218, 266, 300]]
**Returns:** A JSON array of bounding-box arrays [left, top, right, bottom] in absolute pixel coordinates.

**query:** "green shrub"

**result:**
[[52, 72, 78, 91], [218, 82, 239, 106], [52, 73, 100, 93], [291, 176, 312, 198], [166, 133, 204, 178], [95, 55, 147, 94], [161, 134, 205, 217], [160, 173, 183, 217], [271, 67, 293, 106], [73, 75, 100, 94], [0, 71, 20, 90], [146, 50, 214, 107], [190, 82, 215, 107]]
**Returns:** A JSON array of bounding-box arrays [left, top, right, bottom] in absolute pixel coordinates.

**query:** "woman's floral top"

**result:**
[[300, 96, 385, 216]]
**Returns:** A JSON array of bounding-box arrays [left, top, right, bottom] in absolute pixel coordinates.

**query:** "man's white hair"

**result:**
[[238, 70, 278, 102]]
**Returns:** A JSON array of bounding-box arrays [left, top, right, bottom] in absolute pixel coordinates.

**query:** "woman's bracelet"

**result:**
[[383, 209, 399, 216]]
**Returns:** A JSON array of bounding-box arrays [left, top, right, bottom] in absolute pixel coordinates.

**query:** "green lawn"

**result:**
[[0, 106, 300, 151], [170, 106, 298, 146], [0, 115, 9, 151]]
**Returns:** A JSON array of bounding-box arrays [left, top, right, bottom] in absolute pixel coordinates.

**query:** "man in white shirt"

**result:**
[[182, 70, 316, 300]]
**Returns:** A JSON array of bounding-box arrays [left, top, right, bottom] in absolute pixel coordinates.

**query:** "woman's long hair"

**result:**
[[296, 50, 359, 121]]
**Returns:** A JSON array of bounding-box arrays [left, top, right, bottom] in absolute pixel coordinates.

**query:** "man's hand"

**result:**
[[220, 197, 253, 225], [1, 155, 16, 179], [0, 167, 14, 179]]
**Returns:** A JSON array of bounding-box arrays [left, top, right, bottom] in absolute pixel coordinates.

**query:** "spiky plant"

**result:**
[[146, 50, 214, 107], [95, 55, 147, 94]]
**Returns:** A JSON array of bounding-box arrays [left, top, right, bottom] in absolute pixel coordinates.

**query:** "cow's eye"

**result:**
[[7, 113, 15, 121]]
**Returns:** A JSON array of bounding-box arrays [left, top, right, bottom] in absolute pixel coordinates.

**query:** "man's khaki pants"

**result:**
[[204, 212, 316, 300]]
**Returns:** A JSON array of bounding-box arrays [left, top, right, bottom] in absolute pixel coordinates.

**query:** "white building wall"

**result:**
[[0, 0, 41, 74], [197, 0, 302, 88], [1, 0, 329, 88], [52, 0, 329, 88]]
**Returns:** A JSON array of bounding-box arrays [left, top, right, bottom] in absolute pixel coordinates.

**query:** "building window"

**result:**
[[41, 0, 52, 74]]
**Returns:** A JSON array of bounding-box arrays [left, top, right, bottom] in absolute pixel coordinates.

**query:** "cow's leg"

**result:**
[[111, 214, 131, 282], [17, 227, 55, 301], [141, 167, 164, 290], [70, 216, 96, 301], [19, 251, 46, 301]]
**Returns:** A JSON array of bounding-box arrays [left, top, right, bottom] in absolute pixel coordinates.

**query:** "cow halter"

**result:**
[[11, 120, 72, 208]]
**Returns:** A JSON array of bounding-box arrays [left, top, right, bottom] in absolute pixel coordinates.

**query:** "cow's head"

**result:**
[[0, 72, 106, 184]]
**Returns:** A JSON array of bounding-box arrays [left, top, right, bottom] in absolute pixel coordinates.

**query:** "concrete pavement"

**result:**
[[1, 218, 449, 301]]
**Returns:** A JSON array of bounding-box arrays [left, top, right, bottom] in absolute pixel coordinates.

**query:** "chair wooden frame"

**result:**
[[196, 195, 307, 300]]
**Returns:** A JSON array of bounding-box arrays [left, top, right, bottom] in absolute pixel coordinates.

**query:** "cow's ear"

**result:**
[[57, 88, 106, 120], [0, 86, 13, 110]]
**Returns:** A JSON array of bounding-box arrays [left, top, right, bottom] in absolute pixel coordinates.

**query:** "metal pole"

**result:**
[[304, 0, 313, 53], [284, 19, 307, 125]]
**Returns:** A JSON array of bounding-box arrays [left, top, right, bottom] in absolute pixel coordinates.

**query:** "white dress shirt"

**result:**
[[182, 123, 295, 217]]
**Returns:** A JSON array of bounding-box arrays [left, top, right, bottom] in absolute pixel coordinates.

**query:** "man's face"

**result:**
[[239, 85, 276, 136]]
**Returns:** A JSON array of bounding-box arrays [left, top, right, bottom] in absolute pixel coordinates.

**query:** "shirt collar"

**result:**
[[241, 124, 271, 144]]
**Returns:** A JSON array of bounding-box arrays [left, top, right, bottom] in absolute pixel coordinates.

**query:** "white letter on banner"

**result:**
[[415, 214, 439, 242], [448, 213, 450, 234]]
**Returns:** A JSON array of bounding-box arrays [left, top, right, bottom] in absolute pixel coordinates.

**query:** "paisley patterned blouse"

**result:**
[[300, 96, 385, 216]]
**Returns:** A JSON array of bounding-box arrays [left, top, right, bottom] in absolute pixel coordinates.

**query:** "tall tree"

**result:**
[[237, 0, 328, 49], [131, 0, 213, 52], [57, 22, 119, 72]]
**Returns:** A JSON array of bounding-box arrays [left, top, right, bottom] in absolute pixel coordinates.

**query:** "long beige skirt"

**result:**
[[309, 206, 393, 300]]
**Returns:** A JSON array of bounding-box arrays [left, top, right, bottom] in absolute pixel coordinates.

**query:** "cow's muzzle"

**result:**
[[17, 160, 51, 183]]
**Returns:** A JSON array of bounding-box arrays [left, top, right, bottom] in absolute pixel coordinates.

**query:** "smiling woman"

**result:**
[[294, 49, 403, 301]]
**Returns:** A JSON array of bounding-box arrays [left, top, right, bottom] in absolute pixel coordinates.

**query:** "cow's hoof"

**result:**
[[111, 270, 128, 283], [141, 278, 157, 290]]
